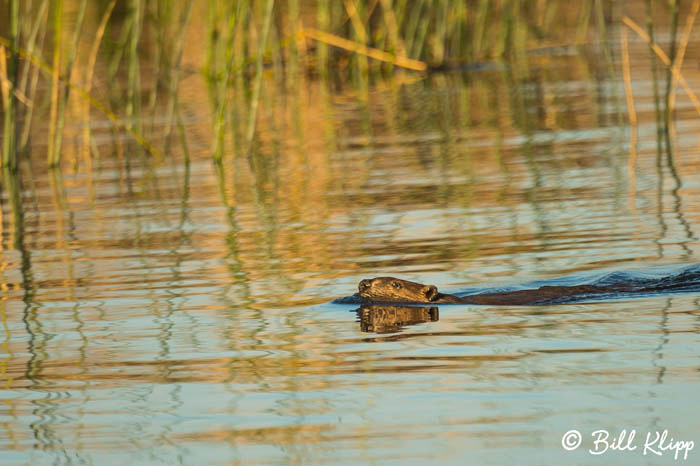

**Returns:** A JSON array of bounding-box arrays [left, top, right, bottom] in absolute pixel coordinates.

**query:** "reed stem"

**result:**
[[2, 0, 20, 169], [246, 0, 275, 145], [47, 0, 62, 167]]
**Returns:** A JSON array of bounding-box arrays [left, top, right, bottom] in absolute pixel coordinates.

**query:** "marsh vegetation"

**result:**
[[1, 1, 699, 464]]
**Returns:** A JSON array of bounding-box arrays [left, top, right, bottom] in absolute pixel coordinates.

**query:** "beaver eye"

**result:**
[[392, 281, 402, 290]]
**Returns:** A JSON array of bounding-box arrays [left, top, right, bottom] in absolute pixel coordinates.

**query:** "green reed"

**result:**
[[48, 0, 87, 168], [1, 0, 19, 169], [664, 0, 679, 127], [206, 0, 242, 163], [18, 0, 49, 151], [0, 0, 691, 172], [246, 0, 275, 145], [159, 0, 194, 161], [46, 0, 61, 167]]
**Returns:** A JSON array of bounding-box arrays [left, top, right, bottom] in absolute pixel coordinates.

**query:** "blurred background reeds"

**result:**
[[1, 0, 690, 173]]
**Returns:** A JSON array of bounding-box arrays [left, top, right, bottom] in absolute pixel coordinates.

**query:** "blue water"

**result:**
[[2, 31, 700, 466]]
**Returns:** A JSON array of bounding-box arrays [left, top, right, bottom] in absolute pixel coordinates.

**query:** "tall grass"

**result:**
[[1, 0, 20, 169], [46, 0, 62, 167], [206, 0, 241, 163], [17, 0, 50, 151], [48, 0, 87, 167], [0, 0, 694, 172]]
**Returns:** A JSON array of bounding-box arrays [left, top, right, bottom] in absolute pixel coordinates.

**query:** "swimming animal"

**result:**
[[334, 266, 700, 306]]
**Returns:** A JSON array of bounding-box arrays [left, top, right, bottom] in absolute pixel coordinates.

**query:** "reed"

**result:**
[[623, 16, 700, 116], [46, 0, 62, 167], [664, 0, 679, 125], [17, 0, 49, 151], [668, 0, 700, 112], [82, 0, 117, 165], [246, 0, 275, 145], [207, 0, 242, 163], [316, 0, 331, 78], [0, 0, 694, 172], [159, 0, 194, 161], [2, 0, 20, 169], [48, 0, 87, 168], [126, 0, 143, 135]]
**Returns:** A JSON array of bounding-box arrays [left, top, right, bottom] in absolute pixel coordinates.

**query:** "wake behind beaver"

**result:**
[[333, 265, 700, 306]]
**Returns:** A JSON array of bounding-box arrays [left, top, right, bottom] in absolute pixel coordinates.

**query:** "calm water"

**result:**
[[2, 33, 700, 466]]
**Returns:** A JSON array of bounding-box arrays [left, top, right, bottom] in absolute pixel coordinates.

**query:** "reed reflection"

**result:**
[[2, 168, 54, 452]]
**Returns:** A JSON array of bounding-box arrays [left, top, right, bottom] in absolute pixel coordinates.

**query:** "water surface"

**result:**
[[2, 30, 700, 466]]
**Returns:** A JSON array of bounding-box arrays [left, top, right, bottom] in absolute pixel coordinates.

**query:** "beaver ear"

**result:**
[[423, 285, 439, 301]]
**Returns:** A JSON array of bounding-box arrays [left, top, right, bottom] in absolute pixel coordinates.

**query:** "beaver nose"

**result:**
[[359, 279, 372, 292]]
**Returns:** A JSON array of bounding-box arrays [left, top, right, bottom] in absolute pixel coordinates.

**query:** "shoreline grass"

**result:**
[[0, 0, 694, 172]]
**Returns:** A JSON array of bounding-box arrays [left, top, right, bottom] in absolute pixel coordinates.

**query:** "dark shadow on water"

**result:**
[[354, 304, 439, 334]]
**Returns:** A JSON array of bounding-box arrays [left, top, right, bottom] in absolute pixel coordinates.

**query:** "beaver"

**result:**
[[353, 277, 619, 306], [331, 266, 700, 307]]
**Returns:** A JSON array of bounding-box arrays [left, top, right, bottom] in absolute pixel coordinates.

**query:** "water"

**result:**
[[2, 35, 700, 466]]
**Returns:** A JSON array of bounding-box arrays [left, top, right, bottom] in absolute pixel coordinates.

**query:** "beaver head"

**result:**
[[357, 277, 440, 303]]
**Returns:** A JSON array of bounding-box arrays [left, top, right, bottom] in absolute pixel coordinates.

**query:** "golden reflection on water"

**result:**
[[355, 305, 440, 333], [2, 20, 700, 466]]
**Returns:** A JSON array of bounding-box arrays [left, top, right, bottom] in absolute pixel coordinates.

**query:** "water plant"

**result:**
[[0, 0, 694, 173]]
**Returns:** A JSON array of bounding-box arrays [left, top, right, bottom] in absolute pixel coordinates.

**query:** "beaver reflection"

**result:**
[[355, 304, 439, 333]]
